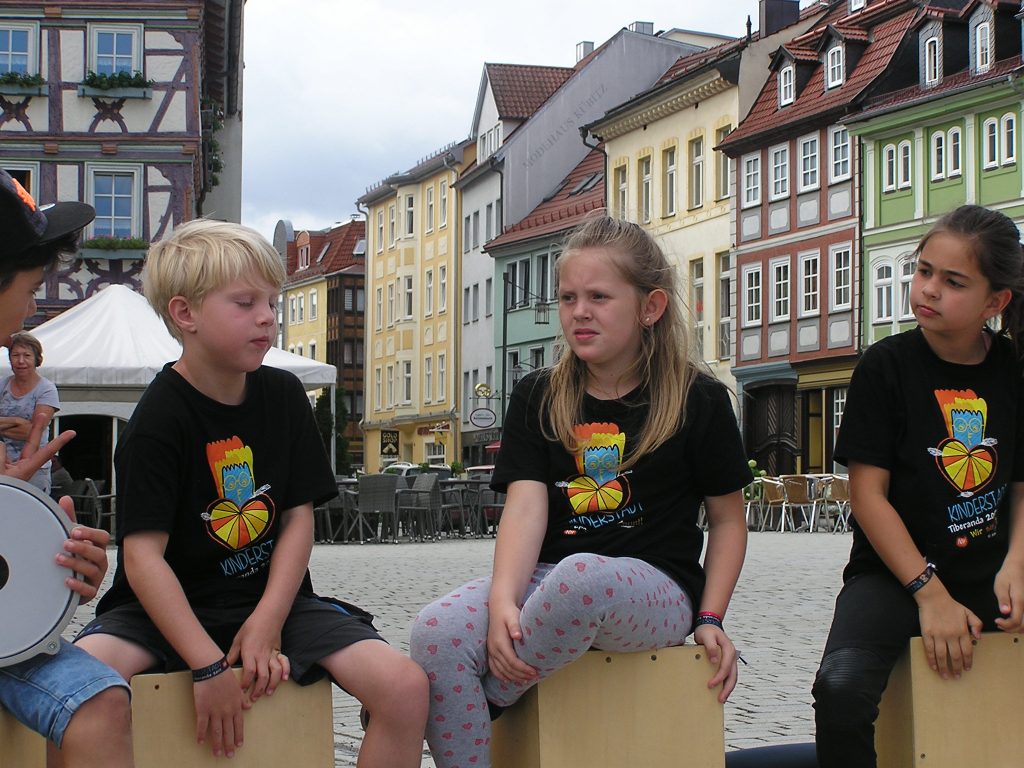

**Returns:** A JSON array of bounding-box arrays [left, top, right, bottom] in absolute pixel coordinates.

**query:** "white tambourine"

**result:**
[[0, 476, 80, 667]]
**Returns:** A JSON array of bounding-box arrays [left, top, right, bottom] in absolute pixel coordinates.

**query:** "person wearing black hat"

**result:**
[[0, 169, 134, 767]]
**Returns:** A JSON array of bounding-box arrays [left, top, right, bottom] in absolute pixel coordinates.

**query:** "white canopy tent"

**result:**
[[0, 285, 339, 471]]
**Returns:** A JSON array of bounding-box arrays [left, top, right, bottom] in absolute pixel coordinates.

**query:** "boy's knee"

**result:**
[[63, 686, 131, 748], [813, 648, 884, 726], [373, 656, 429, 721]]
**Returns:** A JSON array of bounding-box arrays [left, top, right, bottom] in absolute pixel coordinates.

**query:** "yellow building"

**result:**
[[359, 139, 473, 472], [283, 229, 329, 365]]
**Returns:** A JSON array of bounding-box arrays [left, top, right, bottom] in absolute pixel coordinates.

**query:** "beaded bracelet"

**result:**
[[695, 611, 724, 630], [192, 656, 229, 683]]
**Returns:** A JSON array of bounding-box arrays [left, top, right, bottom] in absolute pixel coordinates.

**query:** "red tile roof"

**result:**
[[720, 0, 918, 153], [486, 63, 575, 121], [485, 147, 605, 250], [656, 37, 745, 86], [285, 219, 365, 284]]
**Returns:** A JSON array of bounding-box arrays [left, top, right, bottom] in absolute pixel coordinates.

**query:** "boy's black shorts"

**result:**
[[75, 595, 383, 686]]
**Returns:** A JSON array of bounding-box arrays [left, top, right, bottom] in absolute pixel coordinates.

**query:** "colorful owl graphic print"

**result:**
[[202, 436, 275, 550], [558, 422, 638, 535], [928, 389, 997, 498]]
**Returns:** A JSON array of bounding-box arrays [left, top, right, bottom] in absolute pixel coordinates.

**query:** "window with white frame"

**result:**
[[403, 275, 413, 319], [437, 353, 446, 401], [3, 163, 37, 199], [289, 296, 296, 324], [426, 186, 434, 233], [402, 361, 412, 404], [374, 367, 381, 410], [463, 215, 471, 253], [924, 37, 939, 84], [615, 165, 628, 219], [850, 0, 865, 10], [89, 24, 143, 76], [538, 250, 552, 301], [899, 259, 915, 320], [948, 127, 962, 176], [882, 144, 897, 191], [770, 144, 789, 200], [309, 289, 317, 320], [800, 251, 820, 317], [976, 22, 991, 73], [931, 132, 945, 181], [690, 260, 704, 358], [715, 126, 732, 199], [779, 65, 794, 106], [742, 153, 761, 208], [387, 282, 395, 325], [831, 245, 852, 311], [830, 127, 850, 182], [462, 287, 471, 325], [799, 135, 819, 192], [983, 118, 998, 168], [472, 211, 479, 249], [386, 365, 394, 408], [874, 264, 893, 322], [297, 294, 304, 323], [1002, 114, 1016, 165], [439, 180, 448, 227], [897, 140, 912, 189], [376, 211, 383, 253], [485, 202, 493, 242], [309, 341, 316, 360], [462, 372, 470, 421], [425, 269, 433, 315], [743, 264, 762, 326], [832, 387, 848, 447], [374, 287, 382, 330], [770, 258, 790, 322], [472, 283, 479, 322], [826, 45, 844, 88], [89, 166, 140, 238], [388, 204, 396, 247], [717, 252, 732, 360], [438, 264, 447, 312], [423, 357, 433, 403], [639, 156, 652, 223], [405, 194, 414, 236], [485, 276, 493, 317], [298, 245, 310, 270], [663, 146, 676, 216], [0, 23, 37, 75], [689, 137, 704, 209]]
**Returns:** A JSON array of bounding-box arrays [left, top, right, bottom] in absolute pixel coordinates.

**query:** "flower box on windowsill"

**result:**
[[0, 83, 45, 97], [79, 247, 148, 261], [77, 85, 152, 100]]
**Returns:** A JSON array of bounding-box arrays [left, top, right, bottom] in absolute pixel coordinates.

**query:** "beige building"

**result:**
[[358, 140, 472, 472]]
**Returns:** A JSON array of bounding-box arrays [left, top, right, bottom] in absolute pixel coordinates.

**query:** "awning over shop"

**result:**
[[484, 441, 501, 453]]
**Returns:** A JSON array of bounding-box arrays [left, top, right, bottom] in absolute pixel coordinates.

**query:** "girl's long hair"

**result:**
[[917, 205, 1024, 358], [541, 215, 699, 471]]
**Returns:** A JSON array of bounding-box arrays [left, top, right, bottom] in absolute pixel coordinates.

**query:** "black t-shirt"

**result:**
[[97, 364, 338, 613], [493, 370, 752, 606], [835, 328, 1024, 586]]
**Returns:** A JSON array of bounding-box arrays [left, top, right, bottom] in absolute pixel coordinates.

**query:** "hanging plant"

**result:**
[[81, 70, 153, 90], [0, 72, 44, 87]]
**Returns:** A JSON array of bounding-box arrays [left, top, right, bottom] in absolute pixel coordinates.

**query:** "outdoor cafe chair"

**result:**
[[757, 477, 787, 532], [67, 478, 116, 535], [779, 474, 823, 532], [824, 474, 851, 533], [335, 473, 398, 544]]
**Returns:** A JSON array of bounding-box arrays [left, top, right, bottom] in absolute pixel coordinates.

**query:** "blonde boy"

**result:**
[[75, 220, 427, 766]]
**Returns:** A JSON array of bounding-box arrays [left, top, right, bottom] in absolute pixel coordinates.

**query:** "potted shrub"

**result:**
[[0, 71, 45, 96], [79, 236, 149, 261], [78, 70, 153, 100]]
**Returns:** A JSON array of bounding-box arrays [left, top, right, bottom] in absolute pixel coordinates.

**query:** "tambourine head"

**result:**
[[0, 476, 80, 667]]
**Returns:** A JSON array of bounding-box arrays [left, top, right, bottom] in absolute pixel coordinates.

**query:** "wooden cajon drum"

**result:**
[[876, 632, 1023, 768], [491, 646, 724, 768], [0, 669, 334, 768]]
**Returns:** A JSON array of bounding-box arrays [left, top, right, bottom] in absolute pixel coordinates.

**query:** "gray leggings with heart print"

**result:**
[[409, 552, 694, 768]]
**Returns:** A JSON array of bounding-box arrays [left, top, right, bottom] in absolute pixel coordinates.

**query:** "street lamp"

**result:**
[[500, 269, 550, 425]]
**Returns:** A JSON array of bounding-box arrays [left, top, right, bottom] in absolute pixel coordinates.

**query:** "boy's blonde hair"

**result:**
[[143, 219, 285, 341]]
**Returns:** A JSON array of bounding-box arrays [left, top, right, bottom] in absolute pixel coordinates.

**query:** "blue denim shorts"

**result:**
[[0, 639, 129, 747]]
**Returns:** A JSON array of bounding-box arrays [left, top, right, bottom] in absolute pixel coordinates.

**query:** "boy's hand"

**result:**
[[57, 515, 110, 604], [194, 669, 247, 758], [1, 429, 74, 481], [693, 624, 739, 703], [915, 580, 983, 678], [228, 613, 289, 702], [994, 558, 1024, 633]]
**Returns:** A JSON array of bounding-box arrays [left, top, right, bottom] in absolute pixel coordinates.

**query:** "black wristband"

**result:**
[[192, 656, 229, 683], [694, 614, 724, 630], [905, 562, 937, 596]]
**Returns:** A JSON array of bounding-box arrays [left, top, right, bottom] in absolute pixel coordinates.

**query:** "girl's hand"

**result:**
[[485, 601, 538, 684], [994, 559, 1024, 633], [194, 668, 246, 758], [693, 624, 739, 703], [915, 581, 982, 678], [228, 614, 288, 702]]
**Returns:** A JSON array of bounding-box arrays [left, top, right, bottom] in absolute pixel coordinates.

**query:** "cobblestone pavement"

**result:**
[[67, 532, 852, 766]]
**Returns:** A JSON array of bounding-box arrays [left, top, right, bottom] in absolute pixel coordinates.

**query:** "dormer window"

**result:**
[[850, 0, 865, 11], [298, 245, 310, 270], [826, 45, 844, 89], [924, 37, 939, 84], [779, 65, 794, 106], [976, 22, 991, 73]]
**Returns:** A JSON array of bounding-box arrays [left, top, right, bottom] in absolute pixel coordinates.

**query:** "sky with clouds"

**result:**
[[240, 0, 806, 240]]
